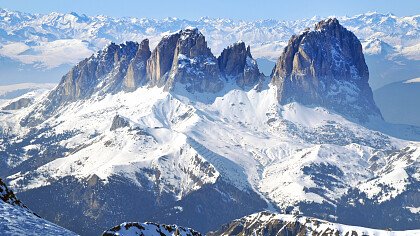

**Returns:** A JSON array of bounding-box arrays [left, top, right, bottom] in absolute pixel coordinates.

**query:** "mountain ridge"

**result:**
[[1, 8, 419, 89]]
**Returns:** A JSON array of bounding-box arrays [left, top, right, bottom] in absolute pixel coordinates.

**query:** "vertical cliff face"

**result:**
[[123, 39, 151, 91], [218, 42, 263, 88], [146, 33, 181, 87], [272, 18, 381, 122]]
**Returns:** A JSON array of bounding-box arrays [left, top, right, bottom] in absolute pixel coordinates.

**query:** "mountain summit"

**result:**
[[272, 18, 382, 122], [21, 28, 263, 126]]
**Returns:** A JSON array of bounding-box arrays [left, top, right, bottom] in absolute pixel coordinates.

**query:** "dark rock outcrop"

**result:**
[[0, 178, 26, 209], [110, 114, 130, 131], [272, 18, 382, 122], [56, 41, 139, 102], [102, 222, 202, 236], [2, 97, 32, 110], [218, 42, 263, 88]]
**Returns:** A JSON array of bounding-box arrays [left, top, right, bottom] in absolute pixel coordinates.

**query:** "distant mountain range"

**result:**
[[0, 9, 419, 89], [1, 17, 419, 236]]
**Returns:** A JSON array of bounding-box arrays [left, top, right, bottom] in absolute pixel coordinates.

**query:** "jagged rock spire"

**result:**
[[218, 42, 263, 88], [165, 28, 223, 93]]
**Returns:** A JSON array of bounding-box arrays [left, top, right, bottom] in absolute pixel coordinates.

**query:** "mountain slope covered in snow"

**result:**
[[0, 178, 77, 236], [0, 19, 419, 235]]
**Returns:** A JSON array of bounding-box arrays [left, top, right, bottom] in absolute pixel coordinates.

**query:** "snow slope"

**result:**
[[0, 178, 77, 236], [0, 201, 78, 236], [1, 81, 418, 228]]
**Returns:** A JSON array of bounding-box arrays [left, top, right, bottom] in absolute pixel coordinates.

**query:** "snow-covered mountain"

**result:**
[[0, 8, 419, 89], [0, 18, 419, 235], [0, 178, 77, 236], [207, 211, 420, 236]]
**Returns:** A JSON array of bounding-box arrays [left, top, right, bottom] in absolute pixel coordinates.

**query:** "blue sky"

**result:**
[[0, 0, 418, 20]]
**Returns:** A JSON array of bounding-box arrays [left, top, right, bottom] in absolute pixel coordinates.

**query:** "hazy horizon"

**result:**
[[1, 0, 418, 21]]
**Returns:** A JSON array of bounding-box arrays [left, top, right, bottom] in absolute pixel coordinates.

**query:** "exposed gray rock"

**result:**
[[20, 29, 265, 126], [146, 33, 181, 87], [272, 18, 382, 122], [20, 41, 140, 126], [166, 28, 224, 93], [218, 42, 263, 88], [56, 41, 139, 101], [123, 39, 151, 91], [110, 114, 130, 131], [2, 97, 32, 110]]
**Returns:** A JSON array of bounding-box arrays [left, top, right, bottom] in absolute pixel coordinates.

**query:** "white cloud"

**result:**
[[0, 39, 94, 69]]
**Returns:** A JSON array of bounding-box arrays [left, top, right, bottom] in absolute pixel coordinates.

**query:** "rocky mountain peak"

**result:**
[[314, 17, 340, 31], [166, 28, 223, 93], [176, 27, 214, 58], [218, 41, 262, 88], [57, 41, 140, 101], [271, 18, 382, 122], [20, 41, 141, 126], [21, 28, 265, 125]]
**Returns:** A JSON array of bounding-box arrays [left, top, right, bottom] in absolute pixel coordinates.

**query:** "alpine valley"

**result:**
[[0, 13, 420, 236]]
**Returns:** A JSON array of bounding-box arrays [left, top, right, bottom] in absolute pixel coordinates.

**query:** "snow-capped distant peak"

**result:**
[[404, 77, 420, 83]]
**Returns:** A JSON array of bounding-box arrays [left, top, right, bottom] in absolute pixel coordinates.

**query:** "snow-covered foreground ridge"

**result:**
[[0, 178, 77, 236], [103, 212, 420, 236], [208, 211, 420, 236]]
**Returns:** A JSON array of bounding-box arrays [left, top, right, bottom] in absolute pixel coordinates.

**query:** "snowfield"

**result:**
[[2, 82, 418, 216]]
